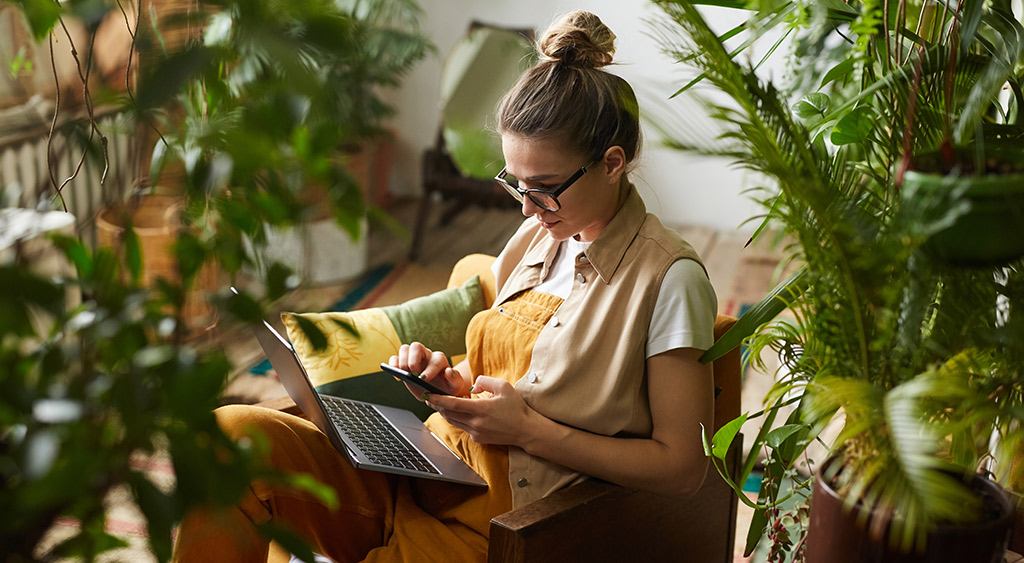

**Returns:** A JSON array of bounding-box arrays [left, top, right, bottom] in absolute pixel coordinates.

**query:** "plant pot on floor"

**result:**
[[96, 192, 219, 335], [256, 217, 369, 286], [251, 144, 373, 286], [804, 460, 1013, 563]]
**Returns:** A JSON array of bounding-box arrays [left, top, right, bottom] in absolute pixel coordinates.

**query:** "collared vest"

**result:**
[[489, 187, 706, 507]]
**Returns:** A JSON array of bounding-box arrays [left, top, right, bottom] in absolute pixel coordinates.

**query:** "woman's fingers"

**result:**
[[405, 342, 430, 373], [393, 343, 466, 397]]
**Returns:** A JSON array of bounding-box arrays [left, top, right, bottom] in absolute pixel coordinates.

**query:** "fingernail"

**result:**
[[421, 392, 429, 402], [418, 373, 427, 379], [468, 385, 475, 393]]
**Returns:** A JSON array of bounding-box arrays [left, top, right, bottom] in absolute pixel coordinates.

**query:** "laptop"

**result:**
[[253, 319, 487, 486]]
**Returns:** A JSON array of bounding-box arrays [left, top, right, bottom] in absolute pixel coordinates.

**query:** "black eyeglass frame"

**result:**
[[494, 161, 596, 213]]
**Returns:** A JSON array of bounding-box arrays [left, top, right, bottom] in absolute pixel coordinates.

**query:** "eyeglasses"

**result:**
[[494, 161, 594, 213]]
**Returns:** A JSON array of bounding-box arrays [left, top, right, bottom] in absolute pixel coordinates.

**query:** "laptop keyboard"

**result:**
[[321, 396, 441, 475]]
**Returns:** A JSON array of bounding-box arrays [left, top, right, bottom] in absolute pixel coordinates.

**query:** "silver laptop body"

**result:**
[[253, 320, 486, 487]]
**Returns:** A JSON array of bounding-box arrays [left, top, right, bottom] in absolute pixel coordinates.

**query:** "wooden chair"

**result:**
[[486, 314, 742, 563], [409, 22, 533, 261], [258, 255, 744, 562]]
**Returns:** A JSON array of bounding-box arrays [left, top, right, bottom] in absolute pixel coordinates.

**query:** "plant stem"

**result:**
[[46, 34, 65, 212]]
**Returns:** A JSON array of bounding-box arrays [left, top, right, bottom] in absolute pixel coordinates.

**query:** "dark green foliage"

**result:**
[[654, 0, 1024, 559], [2, 0, 432, 560]]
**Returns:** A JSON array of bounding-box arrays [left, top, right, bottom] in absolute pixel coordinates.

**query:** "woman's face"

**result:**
[[500, 134, 625, 242]]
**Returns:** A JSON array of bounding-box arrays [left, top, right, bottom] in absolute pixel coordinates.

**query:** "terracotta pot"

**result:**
[[96, 192, 218, 335], [805, 464, 1012, 563]]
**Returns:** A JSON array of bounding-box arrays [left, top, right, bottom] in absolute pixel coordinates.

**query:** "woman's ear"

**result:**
[[601, 146, 627, 184]]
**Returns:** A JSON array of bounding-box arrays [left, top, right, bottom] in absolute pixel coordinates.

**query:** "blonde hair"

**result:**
[[497, 11, 641, 164]]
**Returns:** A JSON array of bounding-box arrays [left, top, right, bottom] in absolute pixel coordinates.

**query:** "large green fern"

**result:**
[[653, 0, 1024, 558]]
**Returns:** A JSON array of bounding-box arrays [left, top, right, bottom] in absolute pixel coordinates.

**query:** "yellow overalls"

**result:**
[[172, 290, 562, 563]]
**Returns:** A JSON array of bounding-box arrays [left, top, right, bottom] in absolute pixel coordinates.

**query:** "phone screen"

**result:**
[[379, 363, 452, 396]]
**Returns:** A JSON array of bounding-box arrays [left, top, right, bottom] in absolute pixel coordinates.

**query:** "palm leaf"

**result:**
[[700, 266, 808, 363]]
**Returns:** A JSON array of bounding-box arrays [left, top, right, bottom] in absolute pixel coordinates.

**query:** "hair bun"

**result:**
[[537, 11, 616, 69]]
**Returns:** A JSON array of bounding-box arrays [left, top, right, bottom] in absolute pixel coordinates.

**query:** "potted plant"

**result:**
[[215, 0, 433, 285], [651, 0, 1024, 561], [0, 0, 430, 560]]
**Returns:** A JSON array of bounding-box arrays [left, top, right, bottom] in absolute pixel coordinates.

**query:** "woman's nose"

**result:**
[[521, 195, 540, 217]]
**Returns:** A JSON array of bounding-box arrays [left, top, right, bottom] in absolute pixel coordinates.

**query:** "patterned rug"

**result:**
[[35, 450, 173, 563]]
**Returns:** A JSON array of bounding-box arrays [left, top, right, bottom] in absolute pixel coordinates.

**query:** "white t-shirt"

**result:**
[[503, 238, 718, 357]]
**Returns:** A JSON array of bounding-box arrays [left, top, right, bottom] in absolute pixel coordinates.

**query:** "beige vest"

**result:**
[[491, 187, 705, 507]]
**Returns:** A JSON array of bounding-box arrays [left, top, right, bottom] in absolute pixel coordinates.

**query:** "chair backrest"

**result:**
[[712, 315, 741, 431], [438, 24, 535, 180]]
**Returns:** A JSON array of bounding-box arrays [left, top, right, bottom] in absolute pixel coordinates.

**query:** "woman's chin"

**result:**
[[539, 220, 572, 240]]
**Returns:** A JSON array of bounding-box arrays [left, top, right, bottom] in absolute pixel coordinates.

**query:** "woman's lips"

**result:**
[[537, 217, 560, 229]]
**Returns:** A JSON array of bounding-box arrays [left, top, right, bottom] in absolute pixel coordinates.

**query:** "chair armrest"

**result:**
[[488, 479, 640, 563], [487, 436, 742, 563]]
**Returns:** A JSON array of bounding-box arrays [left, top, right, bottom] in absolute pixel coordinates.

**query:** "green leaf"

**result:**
[[830, 105, 875, 145], [265, 262, 295, 301], [700, 266, 808, 363], [8, 46, 32, 78], [711, 413, 748, 460], [820, 58, 855, 88], [124, 225, 143, 284], [672, 0, 751, 8], [279, 472, 339, 510], [744, 505, 770, 556], [149, 140, 169, 187], [13, 0, 62, 40], [51, 528, 129, 558], [173, 232, 206, 283], [130, 475, 175, 562], [52, 234, 93, 278], [792, 93, 831, 120], [135, 45, 217, 111], [0, 268, 57, 337], [819, 0, 860, 19], [765, 423, 803, 449], [959, 0, 986, 55], [225, 291, 263, 324]]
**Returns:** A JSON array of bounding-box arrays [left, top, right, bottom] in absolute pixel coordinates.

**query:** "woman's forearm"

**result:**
[[518, 409, 710, 498]]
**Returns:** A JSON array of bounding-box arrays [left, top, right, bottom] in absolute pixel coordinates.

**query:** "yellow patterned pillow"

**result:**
[[281, 275, 485, 388]]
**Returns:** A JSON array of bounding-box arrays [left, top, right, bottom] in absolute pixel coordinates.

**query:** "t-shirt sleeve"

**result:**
[[646, 259, 718, 357]]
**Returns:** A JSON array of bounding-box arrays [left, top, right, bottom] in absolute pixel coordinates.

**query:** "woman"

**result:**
[[173, 10, 716, 563]]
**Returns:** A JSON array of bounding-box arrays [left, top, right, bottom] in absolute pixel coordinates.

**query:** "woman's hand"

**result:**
[[389, 343, 471, 398], [424, 376, 542, 447]]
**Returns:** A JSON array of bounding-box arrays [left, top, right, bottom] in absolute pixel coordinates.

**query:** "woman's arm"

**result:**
[[426, 346, 714, 498]]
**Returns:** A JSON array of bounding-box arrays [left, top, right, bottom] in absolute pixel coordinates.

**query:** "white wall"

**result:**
[[383, 0, 770, 233]]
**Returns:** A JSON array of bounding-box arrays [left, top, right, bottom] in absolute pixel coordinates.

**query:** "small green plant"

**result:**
[[6, 46, 33, 79]]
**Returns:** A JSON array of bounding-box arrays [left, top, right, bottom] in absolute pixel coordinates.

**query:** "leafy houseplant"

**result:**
[[652, 0, 1024, 560], [0, 0, 431, 560]]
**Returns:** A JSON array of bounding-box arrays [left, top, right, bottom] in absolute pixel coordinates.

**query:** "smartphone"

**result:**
[[379, 363, 452, 396]]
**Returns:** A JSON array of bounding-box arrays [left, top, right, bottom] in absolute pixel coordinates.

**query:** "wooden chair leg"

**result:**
[[409, 189, 433, 262]]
